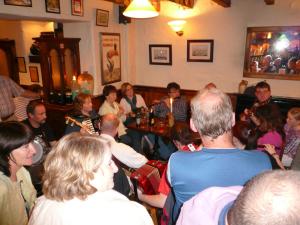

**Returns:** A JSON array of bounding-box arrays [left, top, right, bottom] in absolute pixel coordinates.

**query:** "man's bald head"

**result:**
[[100, 114, 120, 135]]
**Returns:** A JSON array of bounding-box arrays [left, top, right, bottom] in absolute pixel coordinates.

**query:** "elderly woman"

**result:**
[[0, 121, 37, 225], [65, 93, 100, 135], [28, 132, 153, 225]]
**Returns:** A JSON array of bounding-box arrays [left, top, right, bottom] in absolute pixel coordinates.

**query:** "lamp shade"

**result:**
[[123, 0, 159, 19], [168, 20, 186, 32]]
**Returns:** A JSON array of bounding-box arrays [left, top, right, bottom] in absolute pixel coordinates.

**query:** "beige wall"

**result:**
[[134, 0, 300, 97]]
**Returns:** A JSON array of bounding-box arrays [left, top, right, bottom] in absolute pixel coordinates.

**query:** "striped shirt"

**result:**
[[154, 96, 187, 121]]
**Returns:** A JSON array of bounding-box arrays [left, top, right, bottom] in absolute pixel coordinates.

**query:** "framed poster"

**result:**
[[100, 33, 121, 85], [71, 0, 83, 16], [4, 0, 32, 7], [17, 57, 26, 73], [187, 39, 214, 62], [45, 0, 60, 14], [29, 66, 39, 82], [149, 44, 172, 65], [96, 9, 109, 27]]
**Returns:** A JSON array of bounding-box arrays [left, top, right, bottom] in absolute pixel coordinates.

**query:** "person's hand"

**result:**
[[264, 144, 276, 155], [117, 107, 125, 117], [163, 98, 171, 108], [129, 111, 136, 117], [80, 125, 91, 135], [137, 188, 143, 200]]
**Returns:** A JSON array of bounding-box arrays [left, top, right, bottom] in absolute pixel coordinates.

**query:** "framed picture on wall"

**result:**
[[45, 0, 60, 14], [29, 66, 39, 82], [149, 44, 172, 65], [99, 33, 121, 85], [17, 57, 26, 73], [4, 0, 32, 7], [187, 39, 214, 62], [96, 9, 109, 27], [71, 0, 84, 16]]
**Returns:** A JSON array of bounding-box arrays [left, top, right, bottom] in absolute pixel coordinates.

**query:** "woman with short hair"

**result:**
[[28, 132, 153, 225], [0, 121, 37, 225]]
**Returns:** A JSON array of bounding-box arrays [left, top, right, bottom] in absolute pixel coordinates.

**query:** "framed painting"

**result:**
[[96, 9, 109, 27], [100, 33, 121, 85], [29, 66, 39, 82], [71, 0, 83, 16], [17, 57, 26, 73], [149, 44, 172, 65], [187, 39, 214, 62], [45, 0, 60, 14], [4, 0, 32, 7]]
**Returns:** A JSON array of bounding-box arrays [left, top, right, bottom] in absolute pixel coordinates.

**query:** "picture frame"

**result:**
[[4, 0, 32, 7], [149, 44, 172, 65], [96, 9, 109, 27], [29, 66, 39, 82], [187, 39, 214, 62], [100, 33, 121, 85], [71, 0, 83, 16], [45, 0, 60, 14], [17, 57, 27, 73]]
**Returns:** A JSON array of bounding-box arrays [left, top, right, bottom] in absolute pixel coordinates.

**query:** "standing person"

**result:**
[[0, 75, 39, 122], [65, 93, 100, 135], [154, 82, 187, 122], [120, 82, 147, 125], [28, 133, 153, 225], [0, 121, 37, 225], [168, 88, 271, 221], [282, 107, 300, 167]]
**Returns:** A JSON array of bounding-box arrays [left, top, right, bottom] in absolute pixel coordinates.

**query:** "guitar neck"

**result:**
[[65, 116, 94, 134]]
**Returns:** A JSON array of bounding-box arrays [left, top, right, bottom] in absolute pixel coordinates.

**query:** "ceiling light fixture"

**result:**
[[123, 0, 159, 19]]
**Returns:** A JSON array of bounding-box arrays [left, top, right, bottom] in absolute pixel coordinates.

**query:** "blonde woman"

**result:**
[[28, 133, 153, 225]]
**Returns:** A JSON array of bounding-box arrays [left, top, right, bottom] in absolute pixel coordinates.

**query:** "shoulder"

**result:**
[[0, 174, 10, 196]]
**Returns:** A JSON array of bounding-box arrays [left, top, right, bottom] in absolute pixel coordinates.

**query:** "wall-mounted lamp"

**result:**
[[168, 20, 186, 36], [123, 0, 159, 19]]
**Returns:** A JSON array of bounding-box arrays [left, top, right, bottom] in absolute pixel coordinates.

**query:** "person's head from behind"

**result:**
[[0, 121, 35, 177], [228, 170, 300, 225], [286, 107, 300, 129], [121, 82, 134, 98], [26, 100, 47, 125], [204, 82, 217, 90], [73, 93, 93, 115], [255, 81, 271, 103], [100, 114, 120, 137], [167, 82, 181, 99], [103, 85, 117, 103], [170, 123, 193, 150], [43, 132, 118, 201], [190, 88, 234, 140]]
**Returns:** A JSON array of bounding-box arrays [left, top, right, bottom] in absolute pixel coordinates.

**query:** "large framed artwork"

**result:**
[[4, 0, 32, 7], [187, 39, 214, 62], [149, 44, 172, 65], [45, 0, 60, 14], [100, 33, 121, 85]]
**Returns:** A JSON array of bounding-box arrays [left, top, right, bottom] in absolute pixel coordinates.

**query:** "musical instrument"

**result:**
[[31, 135, 51, 165], [65, 116, 99, 135]]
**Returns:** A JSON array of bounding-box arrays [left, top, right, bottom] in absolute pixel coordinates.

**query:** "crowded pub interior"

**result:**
[[1, 0, 300, 225]]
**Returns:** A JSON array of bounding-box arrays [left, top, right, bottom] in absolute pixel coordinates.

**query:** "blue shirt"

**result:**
[[168, 148, 272, 220]]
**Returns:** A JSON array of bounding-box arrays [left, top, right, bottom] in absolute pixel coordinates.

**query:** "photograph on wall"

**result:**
[[29, 66, 39, 82], [187, 39, 214, 62], [100, 33, 121, 85], [71, 0, 83, 16], [45, 0, 60, 13], [96, 9, 109, 27], [4, 0, 32, 7], [149, 44, 172, 65], [17, 57, 27, 73]]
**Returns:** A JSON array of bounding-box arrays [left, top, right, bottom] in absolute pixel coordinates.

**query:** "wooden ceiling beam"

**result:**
[[211, 0, 231, 8], [264, 0, 275, 5]]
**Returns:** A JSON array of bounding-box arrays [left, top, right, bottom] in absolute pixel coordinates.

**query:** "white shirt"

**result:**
[[120, 94, 147, 115], [29, 190, 153, 225], [99, 134, 148, 169]]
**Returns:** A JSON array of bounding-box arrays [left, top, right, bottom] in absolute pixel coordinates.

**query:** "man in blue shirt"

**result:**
[[167, 87, 272, 221]]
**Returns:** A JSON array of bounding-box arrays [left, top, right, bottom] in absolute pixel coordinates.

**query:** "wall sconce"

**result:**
[[168, 20, 186, 36], [123, 0, 159, 19]]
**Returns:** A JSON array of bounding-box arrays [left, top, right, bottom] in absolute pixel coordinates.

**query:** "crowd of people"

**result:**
[[1, 73, 300, 225]]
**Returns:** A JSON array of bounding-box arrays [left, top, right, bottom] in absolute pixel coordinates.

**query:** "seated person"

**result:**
[[260, 55, 276, 73], [120, 82, 147, 126], [153, 82, 187, 122], [287, 57, 298, 74], [177, 170, 300, 225], [28, 133, 153, 225], [0, 121, 37, 225], [65, 93, 100, 135], [273, 57, 282, 73]]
